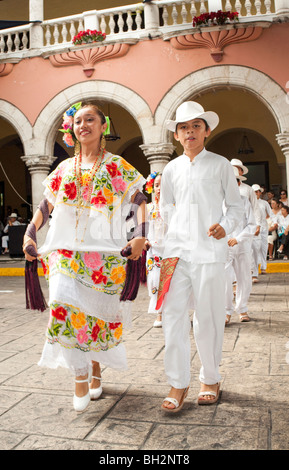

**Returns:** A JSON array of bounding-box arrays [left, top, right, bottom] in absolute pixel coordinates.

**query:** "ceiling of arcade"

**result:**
[[0, 0, 139, 21]]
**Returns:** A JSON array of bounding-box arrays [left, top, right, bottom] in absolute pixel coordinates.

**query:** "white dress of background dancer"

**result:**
[[252, 184, 272, 276], [225, 167, 256, 324], [145, 173, 166, 327]]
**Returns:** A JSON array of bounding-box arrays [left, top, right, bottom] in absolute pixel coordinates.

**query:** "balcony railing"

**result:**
[[0, 0, 282, 58]]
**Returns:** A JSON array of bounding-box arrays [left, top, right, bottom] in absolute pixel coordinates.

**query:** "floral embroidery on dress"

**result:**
[[45, 153, 142, 220], [48, 300, 123, 353], [42, 249, 127, 295]]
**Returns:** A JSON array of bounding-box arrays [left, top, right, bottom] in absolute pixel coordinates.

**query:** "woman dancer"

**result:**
[[23, 102, 146, 412], [145, 172, 165, 327]]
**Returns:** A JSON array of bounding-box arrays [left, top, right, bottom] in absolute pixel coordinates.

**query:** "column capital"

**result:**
[[140, 142, 175, 173], [21, 155, 57, 173], [276, 132, 289, 190], [276, 132, 289, 150]]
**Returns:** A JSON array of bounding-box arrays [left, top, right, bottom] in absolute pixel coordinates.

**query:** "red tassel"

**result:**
[[120, 258, 141, 301], [140, 249, 147, 284], [25, 260, 47, 312]]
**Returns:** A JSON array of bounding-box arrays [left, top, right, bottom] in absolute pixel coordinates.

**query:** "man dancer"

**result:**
[[158, 101, 244, 412], [225, 167, 256, 324]]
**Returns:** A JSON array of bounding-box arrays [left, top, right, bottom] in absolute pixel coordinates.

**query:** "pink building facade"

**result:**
[[0, 0, 289, 221]]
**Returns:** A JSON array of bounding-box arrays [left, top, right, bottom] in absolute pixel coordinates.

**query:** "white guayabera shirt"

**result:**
[[160, 148, 244, 264]]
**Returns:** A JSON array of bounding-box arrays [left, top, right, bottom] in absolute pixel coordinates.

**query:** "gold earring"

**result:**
[[101, 134, 106, 151], [74, 140, 80, 156]]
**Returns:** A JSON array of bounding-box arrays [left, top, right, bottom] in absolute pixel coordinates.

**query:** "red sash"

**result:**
[[155, 257, 179, 310]]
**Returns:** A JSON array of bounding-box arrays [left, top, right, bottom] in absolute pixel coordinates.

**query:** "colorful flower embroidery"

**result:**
[[47, 301, 123, 353], [111, 177, 127, 194], [110, 265, 126, 284], [77, 325, 89, 345], [43, 250, 127, 296], [91, 190, 107, 206], [91, 266, 108, 285], [58, 249, 73, 258], [64, 181, 77, 200], [45, 154, 142, 219], [146, 255, 162, 272], [52, 306, 68, 322], [71, 312, 86, 329], [83, 252, 102, 270], [50, 176, 62, 192], [106, 161, 121, 178]]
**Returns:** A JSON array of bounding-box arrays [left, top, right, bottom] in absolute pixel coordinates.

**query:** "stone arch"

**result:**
[[155, 65, 289, 143], [0, 100, 32, 153], [33, 81, 154, 156]]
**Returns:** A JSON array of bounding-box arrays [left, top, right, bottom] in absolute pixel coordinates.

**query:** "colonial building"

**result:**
[[0, 0, 289, 223]]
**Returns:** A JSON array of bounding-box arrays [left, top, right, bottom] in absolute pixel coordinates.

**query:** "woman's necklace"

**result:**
[[74, 149, 104, 243]]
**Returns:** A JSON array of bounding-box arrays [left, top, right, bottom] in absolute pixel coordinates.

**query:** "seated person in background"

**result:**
[[273, 205, 289, 259], [279, 189, 288, 207], [1, 213, 21, 254], [267, 198, 281, 260], [0, 220, 4, 254], [267, 190, 275, 206]]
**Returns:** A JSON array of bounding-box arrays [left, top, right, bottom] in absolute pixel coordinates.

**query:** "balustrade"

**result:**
[[0, 0, 280, 57], [0, 24, 30, 54]]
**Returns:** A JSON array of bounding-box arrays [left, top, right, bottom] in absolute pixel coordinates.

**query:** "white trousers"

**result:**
[[252, 236, 261, 277], [2, 235, 8, 249], [225, 249, 252, 316], [259, 229, 268, 270], [162, 260, 225, 388]]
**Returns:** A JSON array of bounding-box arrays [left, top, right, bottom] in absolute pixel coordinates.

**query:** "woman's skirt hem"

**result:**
[[38, 340, 128, 376]]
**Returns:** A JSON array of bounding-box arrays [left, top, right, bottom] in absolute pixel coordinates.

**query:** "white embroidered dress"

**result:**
[[37, 152, 145, 376], [146, 202, 166, 313]]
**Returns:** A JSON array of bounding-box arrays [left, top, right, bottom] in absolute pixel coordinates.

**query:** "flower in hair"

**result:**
[[59, 102, 82, 147], [145, 171, 159, 194]]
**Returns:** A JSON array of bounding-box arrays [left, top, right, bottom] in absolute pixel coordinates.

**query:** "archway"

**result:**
[[155, 65, 289, 187], [0, 100, 32, 154], [0, 118, 30, 222], [32, 80, 154, 157]]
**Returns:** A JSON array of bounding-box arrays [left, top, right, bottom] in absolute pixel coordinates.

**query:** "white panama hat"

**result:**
[[166, 101, 219, 132], [252, 184, 263, 192], [233, 165, 246, 181], [230, 158, 248, 175]]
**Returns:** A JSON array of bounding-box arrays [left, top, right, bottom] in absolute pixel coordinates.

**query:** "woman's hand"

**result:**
[[144, 239, 151, 251], [126, 237, 146, 260], [23, 236, 38, 262]]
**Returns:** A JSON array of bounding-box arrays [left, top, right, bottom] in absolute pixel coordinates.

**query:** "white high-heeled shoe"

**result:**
[[73, 376, 90, 412], [89, 376, 102, 400]]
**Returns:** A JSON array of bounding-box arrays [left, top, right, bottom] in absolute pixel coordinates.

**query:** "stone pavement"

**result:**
[[0, 273, 289, 452]]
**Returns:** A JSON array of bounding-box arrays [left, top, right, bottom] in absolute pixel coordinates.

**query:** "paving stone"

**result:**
[[0, 274, 289, 451]]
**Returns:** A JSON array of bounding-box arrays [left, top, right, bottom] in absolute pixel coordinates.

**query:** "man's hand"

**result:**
[[208, 223, 226, 240], [228, 238, 238, 247], [255, 226, 260, 236]]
